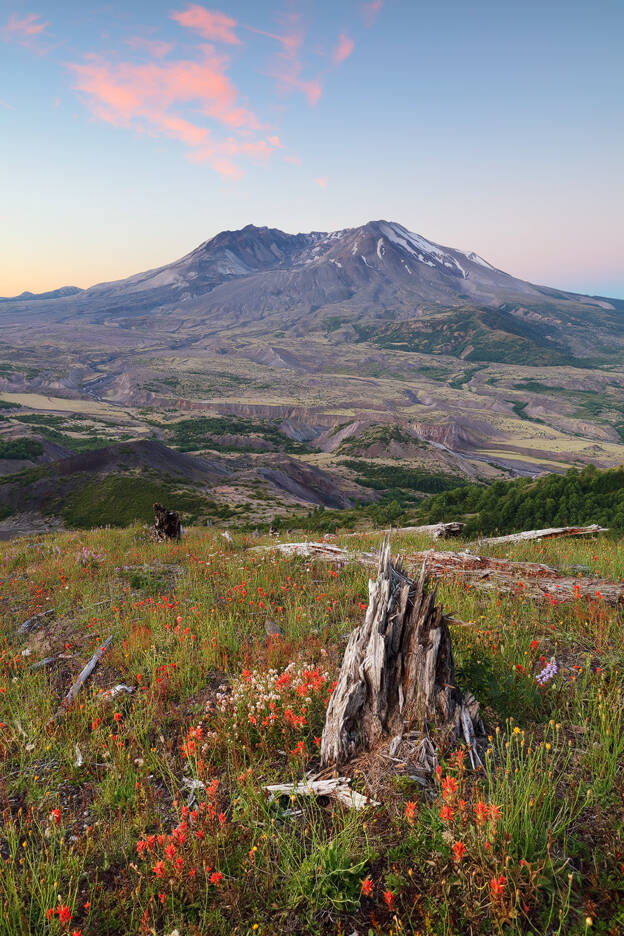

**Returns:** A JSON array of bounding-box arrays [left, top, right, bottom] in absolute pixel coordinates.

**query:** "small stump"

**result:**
[[152, 503, 181, 542], [320, 541, 484, 772]]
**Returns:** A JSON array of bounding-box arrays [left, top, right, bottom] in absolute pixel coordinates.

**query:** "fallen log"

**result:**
[[340, 522, 465, 541], [320, 543, 484, 771], [260, 542, 624, 605], [264, 777, 379, 811], [48, 636, 112, 725], [18, 608, 54, 636], [476, 524, 607, 546], [402, 550, 624, 605]]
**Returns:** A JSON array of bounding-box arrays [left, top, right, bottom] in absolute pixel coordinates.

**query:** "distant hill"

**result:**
[[0, 285, 82, 302], [0, 439, 375, 532]]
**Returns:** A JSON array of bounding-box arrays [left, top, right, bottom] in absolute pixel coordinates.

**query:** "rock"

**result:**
[[265, 618, 284, 638]]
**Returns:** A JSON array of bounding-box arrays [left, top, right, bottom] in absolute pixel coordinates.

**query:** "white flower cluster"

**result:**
[[212, 661, 331, 742]]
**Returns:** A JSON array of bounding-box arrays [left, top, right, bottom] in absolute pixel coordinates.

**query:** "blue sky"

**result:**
[[1, 0, 622, 297]]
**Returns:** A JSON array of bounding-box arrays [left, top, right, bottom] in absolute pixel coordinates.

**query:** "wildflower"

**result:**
[[490, 874, 506, 898], [361, 876, 373, 896], [113, 712, 122, 722], [209, 871, 223, 885], [152, 861, 166, 878], [442, 775, 458, 800], [49, 808, 61, 826], [536, 658, 558, 685], [475, 801, 488, 825], [452, 840, 466, 862], [439, 804, 454, 823], [57, 905, 72, 925], [488, 804, 501, 824], [383, 889, 395, 908], [405, 800, 417, 823]]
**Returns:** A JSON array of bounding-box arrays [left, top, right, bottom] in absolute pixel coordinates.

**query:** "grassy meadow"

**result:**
[[0, 525, 622, 935]]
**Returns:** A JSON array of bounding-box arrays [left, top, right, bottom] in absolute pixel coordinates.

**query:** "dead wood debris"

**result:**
[[258, 537, 623, 605], [320, 542, 484, 772], [48, 636, 113, 725], [475, 524, 607, 546]]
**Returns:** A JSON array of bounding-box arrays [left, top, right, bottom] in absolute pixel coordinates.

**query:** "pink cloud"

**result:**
[[68, 45, 271, 176], [125, 36, 174, 58], [284, 154, 302, 166], [315, 176, 328, 188], [267, 135, 283, 147], [253, 15, 322, 107], [2, 12, 49, 47], [249, 26, 303, 56], [361, 0, 383, 27], [187, 134, 282, 176], [333, 34, 354, 64], [171, 5, 240, 45], [276, 71, 321, 106]]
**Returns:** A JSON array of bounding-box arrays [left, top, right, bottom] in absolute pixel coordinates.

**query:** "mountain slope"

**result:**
[[1, 221, 621, 363]]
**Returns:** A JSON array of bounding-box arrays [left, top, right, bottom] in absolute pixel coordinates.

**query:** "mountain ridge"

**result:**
[[2, 220, 621, 365]]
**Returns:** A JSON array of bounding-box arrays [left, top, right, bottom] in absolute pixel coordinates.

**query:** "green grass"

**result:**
[[356, 307, 576, 366], [0, 438, 44, 459], [60, 473, 235, 528], [342, 457, 466, 493], [0, 524, 622, 934], [166, 416, 312, 454]]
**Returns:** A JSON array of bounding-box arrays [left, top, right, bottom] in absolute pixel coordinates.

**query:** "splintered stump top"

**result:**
[[320, 542, 483, 771]]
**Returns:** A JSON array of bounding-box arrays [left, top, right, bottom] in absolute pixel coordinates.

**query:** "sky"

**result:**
[[1, 0, 623, 298]]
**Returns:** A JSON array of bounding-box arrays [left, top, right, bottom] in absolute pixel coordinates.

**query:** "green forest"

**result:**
[[421, 463, 624, 534]]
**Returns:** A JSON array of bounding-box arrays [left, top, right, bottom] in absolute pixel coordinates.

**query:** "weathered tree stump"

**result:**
[[152, 503, 181, 542], [320, 542, 483, 771]]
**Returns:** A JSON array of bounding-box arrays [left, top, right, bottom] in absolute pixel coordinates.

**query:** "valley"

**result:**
[[1, 221, 623, 536]]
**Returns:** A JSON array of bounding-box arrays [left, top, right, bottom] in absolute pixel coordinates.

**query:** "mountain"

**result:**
[[2, 221, 622, 364], [0, 285, 82, 302]]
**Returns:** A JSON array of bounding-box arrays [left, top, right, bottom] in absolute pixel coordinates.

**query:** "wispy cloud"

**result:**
[[170, 5, 240, 45], [2, 11, 49, 49], [253, 11, 323, 107], [361, 0, 384, 27], [315, 176, 328, 188], [333, 33, 354, 64], [125, 36, 174, 59], [68, 42, 276, 176]]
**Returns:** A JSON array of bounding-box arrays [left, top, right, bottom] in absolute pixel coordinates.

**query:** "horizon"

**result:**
[[1, 0, 623, 298], [3, 217, 624, 302]]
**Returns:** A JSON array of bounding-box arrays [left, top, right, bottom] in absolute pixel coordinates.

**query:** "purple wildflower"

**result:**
[[536, 658, 558, 686]]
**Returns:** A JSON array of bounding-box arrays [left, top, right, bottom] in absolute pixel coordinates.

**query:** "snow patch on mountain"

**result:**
[[379, 222, 466, 278]]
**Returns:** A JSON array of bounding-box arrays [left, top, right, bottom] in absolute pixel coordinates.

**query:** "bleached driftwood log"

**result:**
[[48, 635, 112, 725], [320, 543, 483, 770], [265, 777, 379, 811], [18, 608, 54, 636], [340, 522, 464, 540], [260, 542, 624, 605], [476, 524, 607, 546]]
